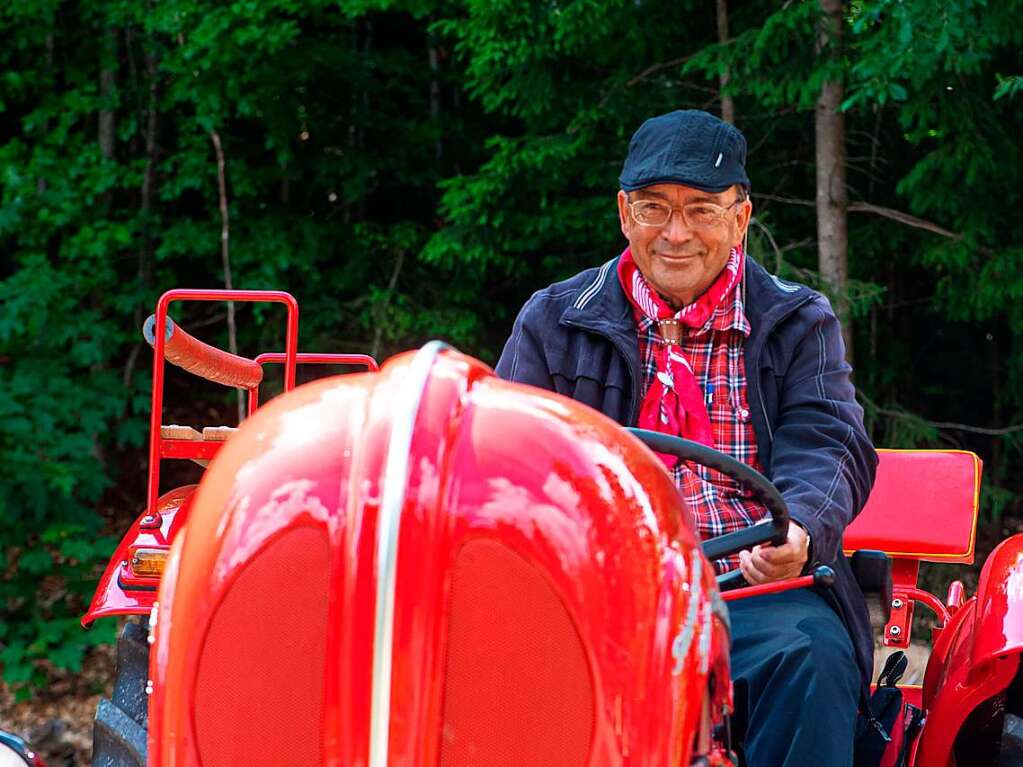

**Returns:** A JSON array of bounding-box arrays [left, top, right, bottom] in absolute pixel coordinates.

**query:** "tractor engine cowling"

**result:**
[[148, 345, 730, 766]]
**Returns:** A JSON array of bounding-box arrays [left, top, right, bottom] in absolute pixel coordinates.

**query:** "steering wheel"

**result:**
[[626, 428, 790, 590]]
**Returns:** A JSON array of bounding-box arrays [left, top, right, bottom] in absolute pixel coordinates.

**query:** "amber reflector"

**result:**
[[192, 525, 330, 767], [129, 547, 168, 578], [440, 539, 595, 767]]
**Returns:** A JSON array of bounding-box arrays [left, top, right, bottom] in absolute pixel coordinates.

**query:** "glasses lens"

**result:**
[[684, 203, 726, 228], [632, 201, 670, 226]]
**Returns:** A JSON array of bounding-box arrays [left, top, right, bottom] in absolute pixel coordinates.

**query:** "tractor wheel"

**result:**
[[1000, 713, 1023, 766], [91, 618, 149, 767]]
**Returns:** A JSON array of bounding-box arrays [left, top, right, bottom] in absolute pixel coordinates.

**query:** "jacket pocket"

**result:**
[[549, 343, 631, 393], [548, 340, 633, 421]]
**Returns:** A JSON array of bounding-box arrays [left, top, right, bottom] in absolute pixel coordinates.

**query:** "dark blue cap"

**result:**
[[619, 109, 750, 194]]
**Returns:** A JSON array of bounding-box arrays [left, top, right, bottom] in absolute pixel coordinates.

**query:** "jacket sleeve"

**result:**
[[494, 292, 556, 390], [769, 298, 878, 566]]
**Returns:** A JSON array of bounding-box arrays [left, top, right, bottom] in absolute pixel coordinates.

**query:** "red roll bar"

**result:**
[[145, 290, 299, 518], [248, 353, 379, 414]]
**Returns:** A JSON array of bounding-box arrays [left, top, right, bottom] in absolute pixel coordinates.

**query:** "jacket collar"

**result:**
[[741, 256, 817, 340], [559, 256, 634, 342], [561, 253, 813, 341]]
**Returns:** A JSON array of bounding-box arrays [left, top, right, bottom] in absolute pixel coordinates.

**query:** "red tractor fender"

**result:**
[[147, 345, 728, 766], [82, 485, 195, 626], [915, 533, 1023, 764], [969, 533, 1023, 665]]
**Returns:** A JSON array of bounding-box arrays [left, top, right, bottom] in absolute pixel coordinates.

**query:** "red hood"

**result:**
[[148, 345, 725, 766]]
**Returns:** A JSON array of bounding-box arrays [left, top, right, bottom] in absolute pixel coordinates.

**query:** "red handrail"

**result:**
[[146, 290, 299, 518], [143, 315, 264, 389], [720, 573, 816, 602], [901, 586, 951, 626]]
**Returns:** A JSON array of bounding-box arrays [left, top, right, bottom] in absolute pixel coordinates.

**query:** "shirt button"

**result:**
[[738, 408, 750, 420]]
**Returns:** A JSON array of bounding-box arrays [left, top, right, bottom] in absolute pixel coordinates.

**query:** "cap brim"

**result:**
[[620, 176, 742, 194]]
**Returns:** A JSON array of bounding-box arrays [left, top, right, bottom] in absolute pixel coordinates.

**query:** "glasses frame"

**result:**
[[626, 194, 747, 230]]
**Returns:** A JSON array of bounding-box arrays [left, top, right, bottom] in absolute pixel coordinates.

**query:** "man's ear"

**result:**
[[733, 198, 752, 247], [617, 190, 631, 239]]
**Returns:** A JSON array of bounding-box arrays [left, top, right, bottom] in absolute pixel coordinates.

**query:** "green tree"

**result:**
[[2, 0, 1022, 700]]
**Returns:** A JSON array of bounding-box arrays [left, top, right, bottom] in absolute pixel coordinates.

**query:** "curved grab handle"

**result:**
[[143, 314, 264, 389]]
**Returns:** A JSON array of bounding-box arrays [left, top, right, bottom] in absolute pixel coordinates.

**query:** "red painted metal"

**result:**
[[901, 587, 951, 626], [145, 289, 298, 521], [193, 525, 331, 767], [253, 351, 379, 370], [921, 595, 974, 714], [844, 449, 981, 563], [914, 598, 1021, 765], [148, 350, 728, 766], [247, 352, 379, 414], [438, 538, 595, 767], [969, 533, 1023, 667], [910, 535, 1023, 764], [159, 439, 223, 461], [884, 558, 919, 648], [720, 574, 815, 602], [82, 485, 196, 626], [86, 290, 1023, 766], [946, 580, 965, 612]]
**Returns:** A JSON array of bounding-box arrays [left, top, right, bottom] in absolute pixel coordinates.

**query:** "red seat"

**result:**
[[844, 450, 981, 563], [842, 449, 982, 648]]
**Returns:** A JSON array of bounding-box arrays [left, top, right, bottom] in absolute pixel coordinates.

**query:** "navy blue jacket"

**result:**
[[495, 255, 878, 682]]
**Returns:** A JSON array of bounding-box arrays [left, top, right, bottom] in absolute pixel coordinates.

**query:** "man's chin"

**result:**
[[650, 276, 701, 307]]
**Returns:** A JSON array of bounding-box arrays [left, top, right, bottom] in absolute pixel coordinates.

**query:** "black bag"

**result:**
[[854, 651, 924, 767]]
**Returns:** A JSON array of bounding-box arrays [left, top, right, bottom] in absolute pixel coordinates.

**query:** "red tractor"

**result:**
[[3, 289, 1022, 766]]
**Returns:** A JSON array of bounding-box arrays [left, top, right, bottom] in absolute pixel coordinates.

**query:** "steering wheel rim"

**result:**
[[625, 428, 790, 588]]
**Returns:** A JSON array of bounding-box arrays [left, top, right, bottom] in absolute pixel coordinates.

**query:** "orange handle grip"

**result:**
[[143, 314, 264, 389]]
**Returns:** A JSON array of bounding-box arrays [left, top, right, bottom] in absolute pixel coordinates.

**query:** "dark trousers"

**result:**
[[728, 589, 860, 767]]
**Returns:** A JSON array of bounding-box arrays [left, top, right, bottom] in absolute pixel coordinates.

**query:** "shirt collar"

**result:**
[[635, 285, 750, 339]]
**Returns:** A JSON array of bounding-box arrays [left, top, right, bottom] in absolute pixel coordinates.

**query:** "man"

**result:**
[[495, 109, 877, 765]]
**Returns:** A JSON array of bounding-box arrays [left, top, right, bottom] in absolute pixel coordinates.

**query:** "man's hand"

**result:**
[[738, 521, 810, 585]]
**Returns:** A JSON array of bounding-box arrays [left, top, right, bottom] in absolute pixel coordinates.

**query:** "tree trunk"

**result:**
[[210, 130, 243, 424], [99, 27, 117, 160], [38, 34, 54, 193], [124, 37, 159, 389], [716, 0, 734, 124], [371, 249, 406, 361], [815, 0, 852, 361], [428, 25, 443, 162]]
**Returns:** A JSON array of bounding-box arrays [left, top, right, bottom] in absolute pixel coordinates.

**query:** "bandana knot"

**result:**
[[618, 247, 745, 468]]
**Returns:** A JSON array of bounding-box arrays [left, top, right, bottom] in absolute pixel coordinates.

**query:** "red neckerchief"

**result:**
[[617, 246, 744, 468]]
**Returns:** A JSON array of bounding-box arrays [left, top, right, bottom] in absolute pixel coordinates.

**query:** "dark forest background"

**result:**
[[1, 0, 1022, 697]]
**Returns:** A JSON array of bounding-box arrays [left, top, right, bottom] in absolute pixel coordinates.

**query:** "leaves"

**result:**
[[995, 74, 1023, 100], [2, 0, 1023, 700]]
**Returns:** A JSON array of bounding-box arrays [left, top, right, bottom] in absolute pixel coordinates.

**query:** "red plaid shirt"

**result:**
[[633, 285, 769, 574]]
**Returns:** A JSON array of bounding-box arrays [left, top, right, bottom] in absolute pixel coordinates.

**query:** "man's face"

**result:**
[[616, 183, 752, 308]]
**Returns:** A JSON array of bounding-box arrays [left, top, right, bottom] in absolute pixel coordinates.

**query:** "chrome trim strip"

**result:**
[[369, 340, 450, 767], [671, 551, 703, 676]]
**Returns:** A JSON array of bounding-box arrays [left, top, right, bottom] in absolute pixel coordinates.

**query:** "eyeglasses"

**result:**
[[627, 196, 746, 229]]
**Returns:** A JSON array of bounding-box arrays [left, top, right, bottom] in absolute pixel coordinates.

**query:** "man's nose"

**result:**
[[660, 209, 694, 244]]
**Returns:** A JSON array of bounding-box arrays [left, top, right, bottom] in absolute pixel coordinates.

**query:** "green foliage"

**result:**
[[1, 0, 474, 695], [2, 0, 1023, 698], [432, 0, 1023, 517], [995, 74, 1023, 100]]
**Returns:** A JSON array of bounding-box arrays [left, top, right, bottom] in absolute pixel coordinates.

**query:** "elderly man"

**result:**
[[495, 109, 877, 765]]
